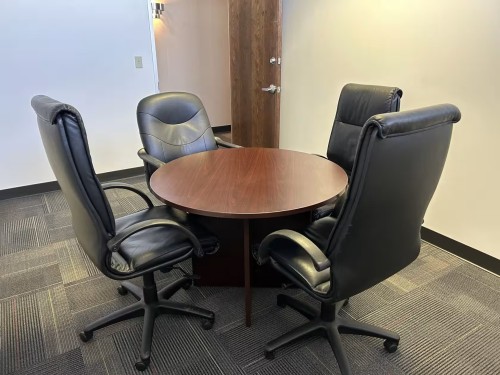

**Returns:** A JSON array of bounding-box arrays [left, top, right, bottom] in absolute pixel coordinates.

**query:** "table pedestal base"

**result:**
[[192, 212, 311, 326]]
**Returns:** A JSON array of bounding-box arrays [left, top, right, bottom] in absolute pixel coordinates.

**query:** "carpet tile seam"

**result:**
[[0, 261, 59, 278], [456, 268, 500, 293], [0, 281, 64, 303], [185, 317, 226, 375], [304, 347, 337, 375], [421, 240, 499, 277], [410, 322, 486, 374]]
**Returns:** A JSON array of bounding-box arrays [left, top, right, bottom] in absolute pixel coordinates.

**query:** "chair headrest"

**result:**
[[336, 83, 403, 126], [31, 95, 83, 125], [368, 103, 461, 138]]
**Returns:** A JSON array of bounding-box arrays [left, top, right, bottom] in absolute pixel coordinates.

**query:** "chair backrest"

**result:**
[[137, 92, 218, 180], [327, 83, 403, 176], [326, 104, 461, 301], [31, 95, 114, 274]]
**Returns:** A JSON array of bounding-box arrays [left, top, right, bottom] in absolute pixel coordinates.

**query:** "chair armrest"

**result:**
[[137, 148, 166, 168], [107, 218, 202, 254], [101, 182, 153, 208], [312, 203, 336, 221], [215, 136, 242, 148], [257, 229, 331, 272]]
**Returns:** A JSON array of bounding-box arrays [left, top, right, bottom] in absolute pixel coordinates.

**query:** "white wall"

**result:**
[[153, 0, 231, 126], [0, 0, 158, 190], [281, 0, 500, 259]]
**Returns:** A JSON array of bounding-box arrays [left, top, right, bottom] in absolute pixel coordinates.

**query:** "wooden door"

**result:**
[[229, 0, 282, 147]]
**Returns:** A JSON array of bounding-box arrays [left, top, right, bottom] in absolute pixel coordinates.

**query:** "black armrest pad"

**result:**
[[138, 148, 165, 168], [215, 137, 242, 148], [257, 229, 330, 272], [311, 204, 336, 221], [101, 182, 153, 208]]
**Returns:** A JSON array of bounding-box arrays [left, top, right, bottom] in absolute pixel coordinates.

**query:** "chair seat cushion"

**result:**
[[271, 244, 331, 295], [112, 206, 218, 273], [269, 216, 338, 295]]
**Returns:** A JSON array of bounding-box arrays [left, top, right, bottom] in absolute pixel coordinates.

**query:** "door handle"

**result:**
[[261, 84, 280, 94], [269, 57, 281, 65]]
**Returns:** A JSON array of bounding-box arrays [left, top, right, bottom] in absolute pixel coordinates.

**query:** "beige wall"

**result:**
[[280, 0, 500, 259], [0, 0, 157, 189], [153, 0, 231, 126]]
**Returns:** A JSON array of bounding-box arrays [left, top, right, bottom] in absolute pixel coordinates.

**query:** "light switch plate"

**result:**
[[134, 56, 143, 69]]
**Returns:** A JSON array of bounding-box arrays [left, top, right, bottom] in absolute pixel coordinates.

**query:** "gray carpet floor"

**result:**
[[1, 175, 499, 375]]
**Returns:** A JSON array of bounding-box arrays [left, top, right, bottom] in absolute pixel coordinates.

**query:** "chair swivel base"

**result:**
[[79, 273, 215, 371], [264, 294, 399, 375]]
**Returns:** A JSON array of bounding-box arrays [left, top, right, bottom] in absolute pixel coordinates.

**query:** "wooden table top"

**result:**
[[150, 147, 348, 219]]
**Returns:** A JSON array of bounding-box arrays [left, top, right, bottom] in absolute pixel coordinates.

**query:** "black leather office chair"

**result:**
[[136, 92, 240, 184], [31, 95, 219, 371], [313, 83, 403, 220], [257, 104, 461, 375]]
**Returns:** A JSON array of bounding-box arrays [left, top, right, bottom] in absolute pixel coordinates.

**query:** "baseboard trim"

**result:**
[[421, 227, 499, 275], [97, 167, 144, 183], [212, 125, 231, 134], [0, 167, 144, 201]]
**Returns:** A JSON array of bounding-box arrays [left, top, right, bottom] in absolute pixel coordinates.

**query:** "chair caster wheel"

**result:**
[[135, 358, 150, 371], [384, 339, 399, 353], [117, 285, 128, 296], [276, 294, 287, 308], [79, 331, 93, 342], [343, 298, 349, 307], [202, 316, 215, 330], [265, 350, 275, 360]]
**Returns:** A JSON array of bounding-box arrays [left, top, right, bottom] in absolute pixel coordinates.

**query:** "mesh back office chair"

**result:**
[[258, 104, 461, 375], [31, 95, 219, 371], [136, 92, 240, 185], [313, 83, 403, 220]]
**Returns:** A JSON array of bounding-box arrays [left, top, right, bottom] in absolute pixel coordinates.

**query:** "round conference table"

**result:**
[[150, 147, 347, 326]]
